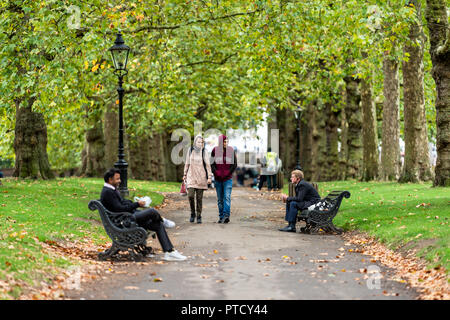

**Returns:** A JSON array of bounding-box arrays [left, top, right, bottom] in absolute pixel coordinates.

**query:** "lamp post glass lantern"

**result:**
[[294, 106, 302, 171], [109, 32, 130, 196]]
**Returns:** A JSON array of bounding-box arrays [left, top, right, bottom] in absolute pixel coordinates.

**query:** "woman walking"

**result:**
[[183, 135, 212, 223]]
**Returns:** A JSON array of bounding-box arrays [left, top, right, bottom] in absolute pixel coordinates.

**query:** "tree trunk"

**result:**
[[314, 104, 327, 182], [425, 0, 450, 187], [80, 122, 105, 177], [163, 131, 179, 182], [339, 96, 349, 181], [300, 104, 312, 181], [400, 0, 433, 182], [13, 101, 55, 180], [276, 108, 297, 176], [307, 102, 321, 182], [129, 134, 152, 180], [361, 74, 379, 181], [324, 102, 340, 181], [344, 76, 363, 180], [104, 102, 119, 170], [381, 52, 401, 180]]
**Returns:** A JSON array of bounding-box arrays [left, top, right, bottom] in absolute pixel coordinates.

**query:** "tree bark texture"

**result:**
[[344, 76, 363, 180], [300, 105, 313, 181], [103, 102, 119, 170], [13, 103, 55, 179], [313, 105, 327, 182], [338, 94, 349, 180], [400, 0, 433, 182], [361, 75, 379, 181], [381, 53, 401, 180], [80, 122, 105, 177], [324, 103, 340, 181], [308, 102, 320, 181], [425, 0, 450, 186], [276, 108, 297, 177]]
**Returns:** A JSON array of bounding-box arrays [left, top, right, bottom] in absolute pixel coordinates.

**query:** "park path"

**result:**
[[65, 187, 419, 300]]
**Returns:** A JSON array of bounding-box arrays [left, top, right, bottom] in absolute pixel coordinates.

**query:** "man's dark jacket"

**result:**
[[100, 186, 139, 213], [100, 186, 140, 228], [286, 180, 321, 208]]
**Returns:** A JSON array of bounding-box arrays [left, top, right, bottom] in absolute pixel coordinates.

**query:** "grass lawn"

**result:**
[[283, 180, 449, 274], [0, 177, 179, 299]]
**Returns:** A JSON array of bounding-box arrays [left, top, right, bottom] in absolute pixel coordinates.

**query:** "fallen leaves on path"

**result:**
[[343, 231, 449, 300]]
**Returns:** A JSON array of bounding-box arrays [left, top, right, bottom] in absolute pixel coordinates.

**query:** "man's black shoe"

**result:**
[[190, 214, 195, 223], [218, 218, 225, 223], [224, 217, 230, 223], [279, 225, 296, 232]]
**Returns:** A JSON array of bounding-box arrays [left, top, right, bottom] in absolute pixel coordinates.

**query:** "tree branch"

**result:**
[[176, 53, 237, 69], [130, 9, 263, 33]]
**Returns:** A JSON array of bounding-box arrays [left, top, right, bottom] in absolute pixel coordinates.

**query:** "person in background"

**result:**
[[183, 135, 212, 224], [258, 148, 279, 191], [211, 134, 237, 224]]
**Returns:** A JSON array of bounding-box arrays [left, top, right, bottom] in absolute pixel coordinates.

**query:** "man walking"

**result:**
[[211, 134, 237, 223], [280, 170, 321, 232]]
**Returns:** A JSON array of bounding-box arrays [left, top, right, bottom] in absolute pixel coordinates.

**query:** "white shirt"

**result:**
[[104, 182, 116, 190]]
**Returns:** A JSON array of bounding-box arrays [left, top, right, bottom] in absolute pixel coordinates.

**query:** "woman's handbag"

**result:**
[[180, 181, 187, 196]]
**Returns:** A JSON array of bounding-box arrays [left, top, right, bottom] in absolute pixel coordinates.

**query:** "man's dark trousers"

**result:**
[[285, 201, 306, 223], [134, 208, 173, 252]]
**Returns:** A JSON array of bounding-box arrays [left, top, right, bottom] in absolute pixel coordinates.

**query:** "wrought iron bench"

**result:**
[[88, 200, 155, 261], [297, 190, 351, 234]]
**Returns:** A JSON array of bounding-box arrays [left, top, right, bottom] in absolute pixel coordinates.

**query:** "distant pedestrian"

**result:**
[[211, 134, 237, 224], [258, 148, 280, 191], [183, 135, 212, 224]]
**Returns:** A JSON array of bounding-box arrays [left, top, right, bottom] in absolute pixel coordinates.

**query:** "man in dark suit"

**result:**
[[101, 168, 186, 261], [279, 170, 321, 232]]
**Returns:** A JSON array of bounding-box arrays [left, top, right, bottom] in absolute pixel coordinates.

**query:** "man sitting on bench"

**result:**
[[280, 170, 321, 232], [101, 168, 187, 261]]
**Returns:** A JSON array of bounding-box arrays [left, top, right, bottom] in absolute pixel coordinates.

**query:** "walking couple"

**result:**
[[183, 134, 237, 224]]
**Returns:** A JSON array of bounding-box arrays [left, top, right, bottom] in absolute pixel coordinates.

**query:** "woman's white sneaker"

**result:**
[[162, 250, 187, 261]]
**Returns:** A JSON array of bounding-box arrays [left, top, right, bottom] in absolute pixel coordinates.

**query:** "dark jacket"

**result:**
[[287, 180, 321, 206], [100, 186, 139, 213], [211, 146, 237, 182]]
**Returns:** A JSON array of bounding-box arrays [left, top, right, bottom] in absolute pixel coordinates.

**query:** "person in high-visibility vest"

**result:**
[[259, 148, 279, 191]]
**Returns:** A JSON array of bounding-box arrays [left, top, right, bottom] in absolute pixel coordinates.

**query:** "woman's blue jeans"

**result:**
[[214, 179, 233, 219]]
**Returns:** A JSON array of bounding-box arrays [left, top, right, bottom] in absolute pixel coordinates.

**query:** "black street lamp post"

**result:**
[[294, 106, 303, 171], [109, 32, 130, 196]]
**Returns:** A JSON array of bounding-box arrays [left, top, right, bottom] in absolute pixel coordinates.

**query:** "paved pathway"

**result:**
[[65, 187, 419, 300]]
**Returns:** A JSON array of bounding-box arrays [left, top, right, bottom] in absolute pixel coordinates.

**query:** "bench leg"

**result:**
[[128, 248, 144, 262], [329, 222, 343, 235], [98, 243, 120, 261], [136, 244, 153, 256]]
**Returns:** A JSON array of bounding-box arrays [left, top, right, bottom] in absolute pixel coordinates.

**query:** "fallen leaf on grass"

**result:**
[[162, 293, 171, 298], [153, 278, 163, 282], [124, 286, 139, 290], [216, 279, 225, 283], [147, 289, 159, 293]]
